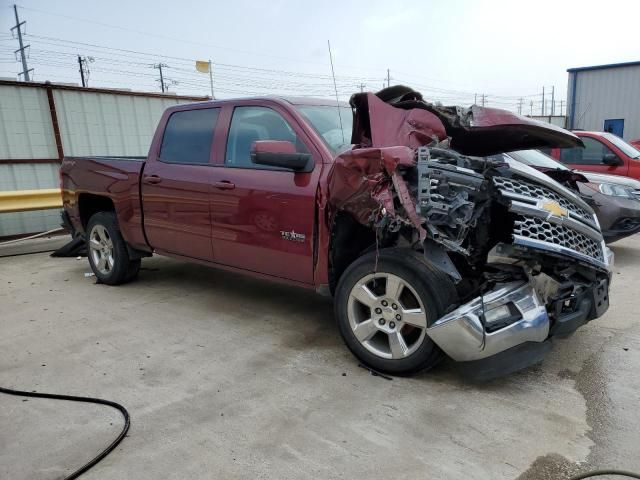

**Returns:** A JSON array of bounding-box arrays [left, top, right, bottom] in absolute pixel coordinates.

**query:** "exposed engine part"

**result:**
[[416, 147, 488, 255], [529, 271, 562, 306], [486, 243, 523, 265], [422, 239, 462, 282]]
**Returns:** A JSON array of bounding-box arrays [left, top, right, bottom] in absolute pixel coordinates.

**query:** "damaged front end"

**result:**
[[328, 87, 612, 378]]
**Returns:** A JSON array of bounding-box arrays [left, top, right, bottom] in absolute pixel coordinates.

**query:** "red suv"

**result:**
[[550, 131, 640, 179]]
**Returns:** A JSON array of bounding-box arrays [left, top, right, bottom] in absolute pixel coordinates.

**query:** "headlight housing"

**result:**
[[596, 183, 636, 199]]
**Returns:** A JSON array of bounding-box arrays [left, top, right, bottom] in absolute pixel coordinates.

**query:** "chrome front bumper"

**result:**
[[426, 281, 549, 362]]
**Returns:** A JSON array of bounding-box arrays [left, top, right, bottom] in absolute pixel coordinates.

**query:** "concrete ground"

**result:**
[[1, 236, 639, 480]]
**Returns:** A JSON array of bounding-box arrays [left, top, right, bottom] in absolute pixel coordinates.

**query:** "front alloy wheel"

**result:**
[[335, 248, 455, 375], [348, 273, 428, 360]]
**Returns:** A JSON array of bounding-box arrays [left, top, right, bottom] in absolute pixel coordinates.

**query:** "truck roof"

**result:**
[[171, 96, 350, 111]]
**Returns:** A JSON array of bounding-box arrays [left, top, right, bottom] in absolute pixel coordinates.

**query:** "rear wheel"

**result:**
[[86, 212, 140, 285], [334, 248, 456, 375]]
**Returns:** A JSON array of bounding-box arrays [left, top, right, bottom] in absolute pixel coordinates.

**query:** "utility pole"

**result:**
[[154, 63, 167, 93], [387, 69, 391, 88], [77, 56, 93, 87], [559, 100, 564, 116], [529, 100, 534, 115], [78, 56, 85, 87], [517, 97, 523, 115], [359, 83, 366, 93], [550, 86, 555, 116], [11, 4, 32, 81], [481, 94, 486, 107], [541, 86, 545, 116]]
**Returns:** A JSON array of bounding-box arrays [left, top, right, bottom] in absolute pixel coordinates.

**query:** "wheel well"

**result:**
[[78, 194, 115, 230], [328, 212, 377, 295]]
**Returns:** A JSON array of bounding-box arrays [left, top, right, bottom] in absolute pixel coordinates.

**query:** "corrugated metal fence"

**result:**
[[0, 80, 208, 237]]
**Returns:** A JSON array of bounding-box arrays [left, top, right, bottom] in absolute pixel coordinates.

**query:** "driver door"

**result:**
[[210, 104, 322, 284]]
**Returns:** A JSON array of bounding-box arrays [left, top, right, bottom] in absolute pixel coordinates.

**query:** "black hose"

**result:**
[[569, 470, 640, 479], [0, 386, 130, 480]]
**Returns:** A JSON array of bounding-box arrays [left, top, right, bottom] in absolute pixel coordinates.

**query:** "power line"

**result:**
[[2, 17, 545, 111], [14, 4, 383, 72]]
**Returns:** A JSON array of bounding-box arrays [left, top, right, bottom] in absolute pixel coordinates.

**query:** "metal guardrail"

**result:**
[[0, 189, 62, 213]]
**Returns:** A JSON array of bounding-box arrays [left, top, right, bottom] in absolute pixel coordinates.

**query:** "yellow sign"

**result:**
[[195, 60, 210, 73], [540, 199, 568, 218]]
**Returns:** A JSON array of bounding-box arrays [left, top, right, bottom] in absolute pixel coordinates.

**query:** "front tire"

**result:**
[[86, 212, 140, 285], [334, 248, 456, 375]]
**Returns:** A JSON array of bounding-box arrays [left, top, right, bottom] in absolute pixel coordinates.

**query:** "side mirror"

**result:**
[[602, 153, 623, 166], [251, 140, 312, 172]]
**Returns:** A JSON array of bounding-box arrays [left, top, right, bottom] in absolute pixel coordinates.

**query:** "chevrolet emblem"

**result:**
[[540, 199, 568, 218]]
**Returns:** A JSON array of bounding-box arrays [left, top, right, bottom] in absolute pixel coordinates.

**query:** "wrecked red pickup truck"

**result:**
[[60, 86, 613, 379]]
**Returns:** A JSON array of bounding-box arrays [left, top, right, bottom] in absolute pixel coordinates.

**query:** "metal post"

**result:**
[[77, 56, 86, 87], [387, 69, 390, 88], [12, 5, 30, 81], [45, 82, 64, 161], [208, 60, 214, 99], [541, 87, 545, 116], [551, 86, 555, 116]]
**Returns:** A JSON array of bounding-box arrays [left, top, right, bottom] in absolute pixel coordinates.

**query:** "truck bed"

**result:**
[[66, 156, 146, 162]]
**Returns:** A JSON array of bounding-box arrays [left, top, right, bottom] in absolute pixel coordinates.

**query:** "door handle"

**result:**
[[143, 175, 162, 185], [213, 181, 235, 190]]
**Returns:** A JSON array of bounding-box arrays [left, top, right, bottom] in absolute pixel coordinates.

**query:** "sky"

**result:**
[[1, 0, 639, 113]]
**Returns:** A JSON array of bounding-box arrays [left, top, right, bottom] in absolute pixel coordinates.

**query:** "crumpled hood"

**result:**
[[350, 86, 583, 156]]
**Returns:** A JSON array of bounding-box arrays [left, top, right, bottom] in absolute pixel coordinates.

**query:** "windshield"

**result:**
[[296, 105, 353, 153], [602, 133, 640, 159], [507, 149, 569, 170]]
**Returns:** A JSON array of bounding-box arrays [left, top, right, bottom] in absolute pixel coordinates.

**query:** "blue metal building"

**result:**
[[567, 61, 640, 141]]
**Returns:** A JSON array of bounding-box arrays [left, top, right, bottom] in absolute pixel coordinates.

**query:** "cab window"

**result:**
[[225, 106, 308, 168], [159, 108, 219, 165]]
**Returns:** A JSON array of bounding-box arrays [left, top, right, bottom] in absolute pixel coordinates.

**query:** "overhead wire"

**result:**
[[2, 12, 546, 109]]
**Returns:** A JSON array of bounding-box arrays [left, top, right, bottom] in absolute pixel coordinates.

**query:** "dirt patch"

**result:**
[[516, 453, 583, 480]]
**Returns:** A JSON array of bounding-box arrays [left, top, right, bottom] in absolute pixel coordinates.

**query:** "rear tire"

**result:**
[[86, 212, 140, 285], [334, 248, 456, 375]]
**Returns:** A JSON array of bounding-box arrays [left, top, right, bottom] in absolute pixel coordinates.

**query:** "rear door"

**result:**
[[142, 107, 220, 260], [557, 135, 629, 176], [209, 103, 322, 284]]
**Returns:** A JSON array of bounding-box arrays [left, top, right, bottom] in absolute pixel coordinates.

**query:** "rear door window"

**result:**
[[160, 108, 220, 165]]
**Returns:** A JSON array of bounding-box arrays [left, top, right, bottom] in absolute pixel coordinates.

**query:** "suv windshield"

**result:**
[[296, 105, 353, 154], [507, 149, 569, 170], [602, 133, 640, 159]]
